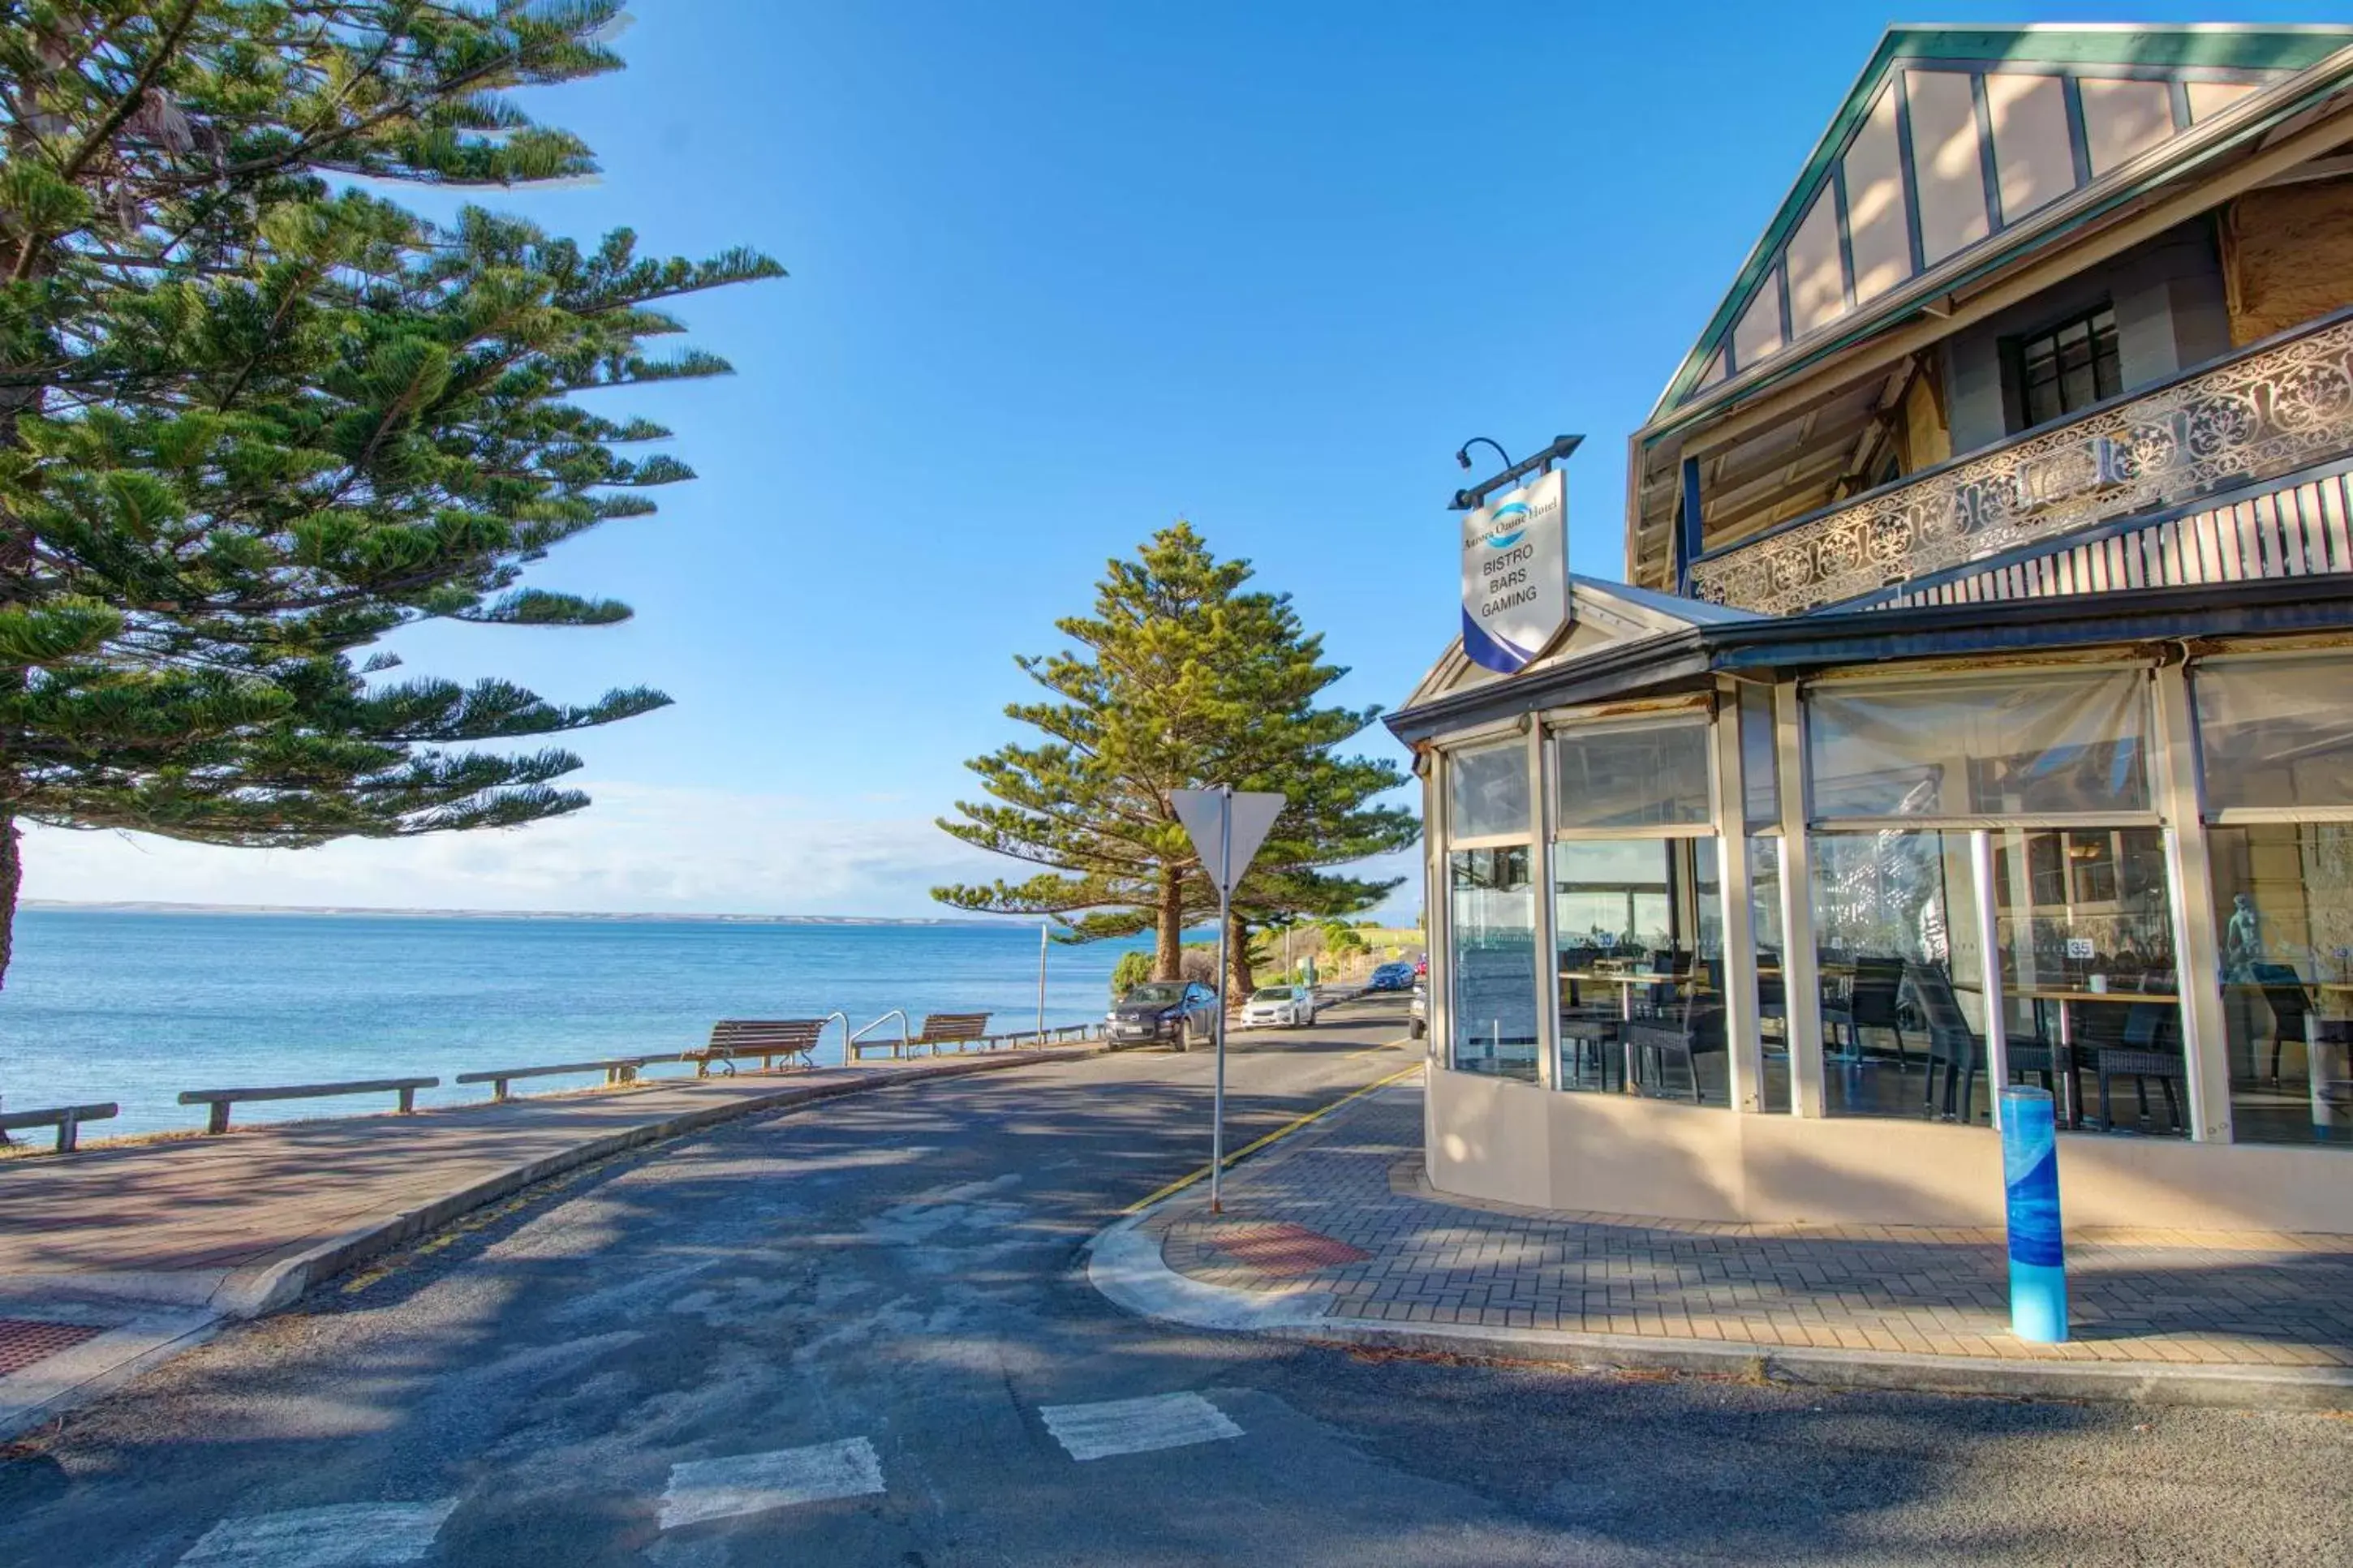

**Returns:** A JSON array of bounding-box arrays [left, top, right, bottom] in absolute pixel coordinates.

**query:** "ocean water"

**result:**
[[2, 909, 1146, 1135]]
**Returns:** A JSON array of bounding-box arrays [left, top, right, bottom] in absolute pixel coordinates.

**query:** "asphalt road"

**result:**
[[2, 994, 2347, 1566]]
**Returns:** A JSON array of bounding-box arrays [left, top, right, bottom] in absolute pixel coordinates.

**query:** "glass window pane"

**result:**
[[1449, 741, 1529, 839], [1554, 719, 1710, 831], [1740, 685, 1781, 829], [2059, 353, 2096, 414], [2016, 307, 2120, 427], [1991, 827, 2183, 1138], [1750, 838, 1791, 1112], [2090, 311, 2122, 399], [2195, 657, 2353, 811], [1552, 837, 1727, 1105], [1806, 672, 2151, 818], [2210, 824, 2353, 1148], [1811, 829, 1981, 1121], [1449, 846, 1538, 1082]]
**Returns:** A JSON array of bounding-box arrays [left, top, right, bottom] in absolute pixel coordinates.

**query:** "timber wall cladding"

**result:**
[[2227, 177, 2353, 346]]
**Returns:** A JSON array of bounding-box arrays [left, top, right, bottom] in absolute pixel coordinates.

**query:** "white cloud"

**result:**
[[23, 783, 1009, 917], [24, 781, 1426, 922]]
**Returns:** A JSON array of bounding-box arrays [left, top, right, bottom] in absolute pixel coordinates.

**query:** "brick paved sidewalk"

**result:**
[[1149, 1076, 2353, 1369]]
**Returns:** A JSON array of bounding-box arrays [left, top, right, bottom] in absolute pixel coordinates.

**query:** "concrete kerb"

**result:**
[[1082, 1076, 2353, 1413], [1266, 1320, 2353, 1413], [0, 1304, 220, 1443]]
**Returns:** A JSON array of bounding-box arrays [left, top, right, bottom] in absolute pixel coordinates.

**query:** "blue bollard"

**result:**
[[2000, 1086, 2067, 1343]]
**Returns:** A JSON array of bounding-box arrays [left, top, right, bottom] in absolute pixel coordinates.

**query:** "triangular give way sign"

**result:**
[[1168, 788, 1285, 896]]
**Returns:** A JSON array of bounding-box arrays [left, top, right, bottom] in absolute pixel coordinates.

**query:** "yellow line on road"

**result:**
[[1347, 1037, 1416, 1057], [1120, 1060, 1425, 1215]]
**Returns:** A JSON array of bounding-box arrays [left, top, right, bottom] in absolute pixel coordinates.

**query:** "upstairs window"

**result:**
[[2015, 305, 2122, 428]]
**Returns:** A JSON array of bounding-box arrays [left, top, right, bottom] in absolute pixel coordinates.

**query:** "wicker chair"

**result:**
[[1916, 966, 2053, 1123]]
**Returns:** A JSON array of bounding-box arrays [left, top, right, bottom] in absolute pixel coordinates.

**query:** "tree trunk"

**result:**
[[1226, 910, 1254, 1008], [1154, 869, 1183, 981], [0, 813, 17, 992]]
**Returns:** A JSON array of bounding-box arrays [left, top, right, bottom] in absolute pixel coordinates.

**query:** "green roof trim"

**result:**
[[1647, 24, 2353, 425]]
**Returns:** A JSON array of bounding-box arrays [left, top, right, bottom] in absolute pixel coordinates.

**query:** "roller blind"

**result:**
[[1807, 672, 2150, 819], [2195, 657, 2353, 812], [1448, 739, 1530, 839], [1554, 717, 1712, 831]]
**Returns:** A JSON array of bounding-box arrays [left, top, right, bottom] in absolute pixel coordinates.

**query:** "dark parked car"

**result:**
[[1367, 961, 1415, 992], [1107, 981, 1218, 1048]]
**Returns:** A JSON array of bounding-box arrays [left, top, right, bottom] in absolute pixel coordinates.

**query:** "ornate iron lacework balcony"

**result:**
[[1686, 308, 2353, 616]]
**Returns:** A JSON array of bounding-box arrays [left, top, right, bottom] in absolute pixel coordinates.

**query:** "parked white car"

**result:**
[[1240, 984, 1318, 1029], [1409, 984, 1426, 1038]]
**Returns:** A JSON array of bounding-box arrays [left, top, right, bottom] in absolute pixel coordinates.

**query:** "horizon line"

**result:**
[[24, 899, 1030, 928]]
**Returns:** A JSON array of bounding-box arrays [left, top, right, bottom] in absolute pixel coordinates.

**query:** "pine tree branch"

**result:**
[[54, 0, 204, 187]]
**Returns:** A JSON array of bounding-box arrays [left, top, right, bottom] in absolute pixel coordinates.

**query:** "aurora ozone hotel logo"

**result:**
[[1481, 500, 1530, 550]]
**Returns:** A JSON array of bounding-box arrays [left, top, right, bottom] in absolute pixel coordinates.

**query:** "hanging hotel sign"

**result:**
[[1460, 467, 1569, 673]]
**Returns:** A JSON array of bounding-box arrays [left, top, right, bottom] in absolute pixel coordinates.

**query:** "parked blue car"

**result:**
[[1367, 962, 1416, 992]]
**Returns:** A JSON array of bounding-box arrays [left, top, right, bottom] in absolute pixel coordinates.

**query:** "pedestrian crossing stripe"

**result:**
[[659, 1437, 886, 1530], [176, 1499, 459, 1567], [1038, 1392, 1242, 1461]]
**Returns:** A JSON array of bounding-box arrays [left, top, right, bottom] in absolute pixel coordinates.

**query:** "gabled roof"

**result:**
[[1650, 24, 2353, 423], [1396, 575, 1758, 716]]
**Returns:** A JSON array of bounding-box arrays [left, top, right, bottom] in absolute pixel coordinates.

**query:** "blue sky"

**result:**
[[35, 2, 2344, 917]]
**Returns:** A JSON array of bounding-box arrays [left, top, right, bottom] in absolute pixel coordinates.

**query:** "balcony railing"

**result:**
[[1686, 309, 2353, 617]]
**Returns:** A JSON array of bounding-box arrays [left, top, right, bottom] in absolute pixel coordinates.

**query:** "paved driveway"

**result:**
[[0, 998, 2347, 1566]]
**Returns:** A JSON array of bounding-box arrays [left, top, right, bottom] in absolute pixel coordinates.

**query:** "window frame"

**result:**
[[1442, 732, 1536, 848], [1544, 707, 1719, 840], [1801, 664, 2160, 829], [2192, 649, 2353, 827], [2002, 299, 2122, 434]]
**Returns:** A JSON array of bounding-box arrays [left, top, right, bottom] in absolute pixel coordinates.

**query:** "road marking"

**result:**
[[1039, 1392, 1242, 1461], [1346, 1037, 1415, 1057], [177, 1500, 459, 1566], [1120, 1061, 1424, 1214], [659, 1438, 885, 1530]]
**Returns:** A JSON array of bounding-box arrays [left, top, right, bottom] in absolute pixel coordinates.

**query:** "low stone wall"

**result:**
[[1426, 1066, 2353, 1235]]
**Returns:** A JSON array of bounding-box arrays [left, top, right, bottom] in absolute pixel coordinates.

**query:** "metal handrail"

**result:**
[[848, 1009, 910, 1059], [821, 1011, 853, 1063]]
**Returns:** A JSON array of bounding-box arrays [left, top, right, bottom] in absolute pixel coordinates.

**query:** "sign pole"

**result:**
[[1036, 921, 1048, 1045], [1165, 784, 1282, 1220], [1210, 785, 1232, 1214]]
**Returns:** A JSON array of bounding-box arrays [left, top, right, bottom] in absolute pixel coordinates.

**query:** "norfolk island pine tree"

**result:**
[[0, 5, 781, 1118], [933, 524, 1417, 989]]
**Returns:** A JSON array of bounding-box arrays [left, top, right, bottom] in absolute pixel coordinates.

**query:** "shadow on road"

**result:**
[[1, 1048, 2347, 1566]]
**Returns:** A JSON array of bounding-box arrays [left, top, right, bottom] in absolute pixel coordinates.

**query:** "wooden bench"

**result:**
[[454, 1055, 686, 1102], [849, 1011, 993, 1061], [179, 1076, 438, 1136], [911, 1012, 992, 1057], [688, 1020, 826, 1076], [0, 1102, 118, 1153]]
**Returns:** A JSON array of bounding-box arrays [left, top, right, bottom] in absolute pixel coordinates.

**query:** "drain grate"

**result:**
[[0, 1318, 103, 1377], [1206, 1221, 1372, 1277]]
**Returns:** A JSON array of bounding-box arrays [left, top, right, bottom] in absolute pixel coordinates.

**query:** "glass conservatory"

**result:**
[[1393, 579, 2353, 1234]]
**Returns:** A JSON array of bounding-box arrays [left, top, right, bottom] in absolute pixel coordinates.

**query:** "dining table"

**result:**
[[1559, 969, 1699, 1091], [1954, 981, 2181, 1128]]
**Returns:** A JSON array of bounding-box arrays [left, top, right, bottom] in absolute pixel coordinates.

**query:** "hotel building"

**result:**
[[1388, 24, 2353, 1233]]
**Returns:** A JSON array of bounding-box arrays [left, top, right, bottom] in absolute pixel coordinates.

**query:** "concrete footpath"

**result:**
[[1092, 1069, 2353, 1409], [0, 1047, 1095, 1438]]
